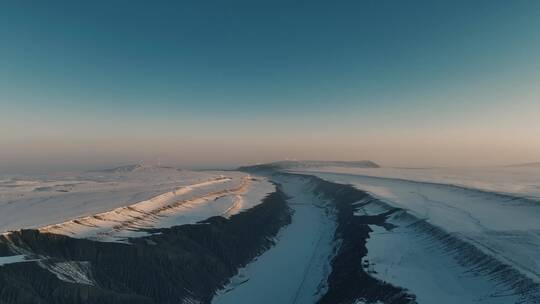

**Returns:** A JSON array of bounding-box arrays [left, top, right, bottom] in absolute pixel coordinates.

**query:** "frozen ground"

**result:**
[[0, 165, 274, 242], [213, 175, 336, 304], [364, 222, 518, 304], [298, 165, 540, 200], [358, 198, 522, 304], [292, 166, 540, 302]]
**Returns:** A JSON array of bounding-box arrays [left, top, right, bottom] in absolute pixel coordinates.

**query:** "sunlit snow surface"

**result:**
[[0, 166, 274, 242], [293, 166, 540, 302], [299, 165, 540, 200], [213, 175, 336, 304]]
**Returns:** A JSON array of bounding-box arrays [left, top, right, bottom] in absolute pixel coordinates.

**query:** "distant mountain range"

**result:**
[[239, 160, 380, 171], [90, 164, 176, 173], [91, 160, 381, 174]]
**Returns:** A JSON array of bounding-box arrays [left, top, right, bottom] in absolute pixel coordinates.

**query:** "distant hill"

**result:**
[[505, 162, 540, 168], [90, 164, 176, 173], [239, 160, 380, 171]]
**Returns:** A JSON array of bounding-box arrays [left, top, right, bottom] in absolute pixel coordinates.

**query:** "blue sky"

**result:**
[[1, 1, 540, 171]]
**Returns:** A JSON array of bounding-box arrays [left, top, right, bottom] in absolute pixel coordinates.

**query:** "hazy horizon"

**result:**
[[2, 1, 540, 173]]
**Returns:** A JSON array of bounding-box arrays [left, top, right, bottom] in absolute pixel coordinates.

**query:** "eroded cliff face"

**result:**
[[286, 171, 539, 304], [0, 189, 291, 304], [304, 174, 415, 304]]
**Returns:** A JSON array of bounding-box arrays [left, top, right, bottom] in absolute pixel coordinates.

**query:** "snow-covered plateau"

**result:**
[[291, 164, 540, 303], [0, 165, 273, 239], [0, 162, 539, 303]]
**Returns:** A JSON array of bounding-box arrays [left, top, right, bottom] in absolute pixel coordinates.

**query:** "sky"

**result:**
[[1, 0, 540, 172]]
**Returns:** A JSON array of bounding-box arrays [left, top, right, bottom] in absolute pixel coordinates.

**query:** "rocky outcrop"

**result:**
[[295, 173, 415, 304], [0, 188, 291, 304]]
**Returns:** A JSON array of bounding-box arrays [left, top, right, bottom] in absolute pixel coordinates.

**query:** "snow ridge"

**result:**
[[38, 176, 253, 242]]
